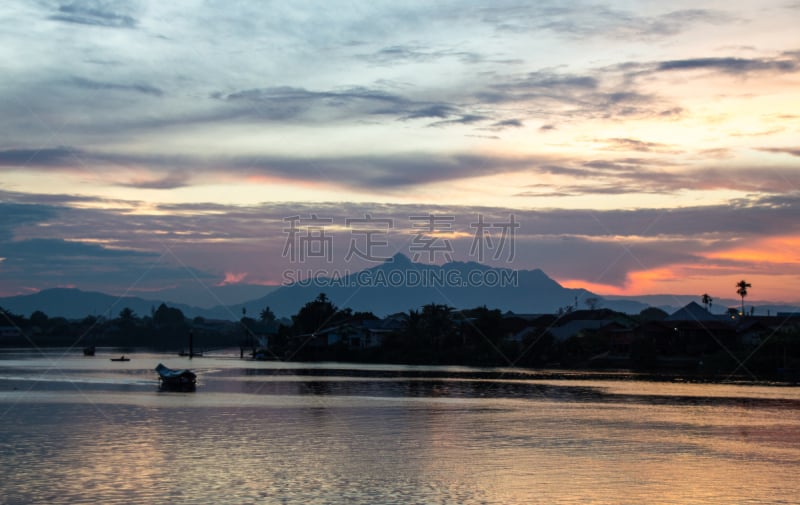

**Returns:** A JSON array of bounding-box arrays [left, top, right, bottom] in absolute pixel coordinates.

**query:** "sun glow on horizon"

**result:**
[[1, 1, 798, 304]]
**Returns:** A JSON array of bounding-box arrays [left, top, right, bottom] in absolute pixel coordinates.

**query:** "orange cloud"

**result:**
[[562, 263, 800, 304], [703, 235, 800, 265], [218, 272, 248, 285], [559, 267, 679, 297]]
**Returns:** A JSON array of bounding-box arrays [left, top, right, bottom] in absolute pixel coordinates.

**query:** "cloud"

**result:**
[[493, 71, 599, 94], [219, 272, 248, 286], [0, 238, 216, 295], [117, 173, 191, 190], [601, 138, 680, 153], [512, 235, 706, 286], [490, 119, 523, 129], [0, 199, 220, 295], [69, 77, 163, 97], [217, 86, 409, 120], [3, 190, 800, 294], [3, 141, 798, 196], [359, 45, 483, 65], [0, 202, 58, 241], [428, 114, 490, 127], [515, 182, 664, 197], [230, 152, 541, 188], [0, 146, 80, 167], [479, 5, 733, 39], [402, 104, 460, 120], [1, 238, 153, 259], [0, 143, 539, 190], [758, 147, 800, 157], [48, 1, 138, 28], [9, 190, 800, 250], [209, 85, 499, 128], [656, 56, 798, 74], [474, 68, 679, 122], [612, 53, 800, 80]]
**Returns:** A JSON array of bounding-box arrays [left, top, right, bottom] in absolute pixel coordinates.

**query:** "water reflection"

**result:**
[[2, 351, 800, 504]]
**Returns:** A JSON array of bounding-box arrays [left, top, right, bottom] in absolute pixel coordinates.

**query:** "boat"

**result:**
[[110, 356, 130, 362], [83, 345, 95, 356], [155, 363, 197, 391]]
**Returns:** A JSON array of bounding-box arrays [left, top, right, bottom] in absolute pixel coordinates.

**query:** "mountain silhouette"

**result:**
[[3, 258, 795, 320], [228, 253, 608, 317], [0, 288, 209, 320]]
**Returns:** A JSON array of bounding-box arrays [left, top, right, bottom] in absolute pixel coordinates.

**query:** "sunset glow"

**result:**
[[0, 0, 798, 305]]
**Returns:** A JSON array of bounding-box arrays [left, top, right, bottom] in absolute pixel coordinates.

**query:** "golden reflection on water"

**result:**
[[1, 354, 800, 504]]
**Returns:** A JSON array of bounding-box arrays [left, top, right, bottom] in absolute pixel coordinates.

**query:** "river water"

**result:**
[[1, 349, 799, 504]]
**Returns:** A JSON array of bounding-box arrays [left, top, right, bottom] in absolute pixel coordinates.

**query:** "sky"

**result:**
[[1, 0, 799, 307]]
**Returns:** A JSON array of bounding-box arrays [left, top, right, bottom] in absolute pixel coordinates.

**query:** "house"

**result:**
[[305, 321, 382, 350], [665, 301, 725, 322], [360, 318, 405, 348], [736, 319, 771, 346], [508, 325, 540, 344], [550, 320, 609, 341], [672, 321, 738, 355], [0, 326, 22, 338], [637, 321, 678, 355], [601, 322, 636, 354]]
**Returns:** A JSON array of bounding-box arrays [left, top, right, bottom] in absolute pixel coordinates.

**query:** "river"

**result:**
[[1, 349, 799, 504]]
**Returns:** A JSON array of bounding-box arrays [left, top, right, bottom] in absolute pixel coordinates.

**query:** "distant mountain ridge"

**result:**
[[229, 253, 605, 317], [602, 294, 800, 316], [1, 255, 796, 320], [0, 288, 213, 321]]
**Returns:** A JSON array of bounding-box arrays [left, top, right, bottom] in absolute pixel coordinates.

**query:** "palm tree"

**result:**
[[735, 280, 751, 316], [701, 293, 713, 312]]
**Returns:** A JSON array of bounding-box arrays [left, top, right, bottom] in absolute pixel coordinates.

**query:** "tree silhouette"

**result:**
[[735, 280, 751, 315], [118, 307, 136, 321], [292, 293, 339, 335], [701, 293, 713, 312], [419, 303, 455, 350], [29, 310, 49, 328], [259, 306, 276, 323], [153, 303, 185, 326]]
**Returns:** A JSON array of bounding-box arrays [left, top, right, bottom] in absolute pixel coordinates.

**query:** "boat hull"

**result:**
[[155, 363, 197, 391]]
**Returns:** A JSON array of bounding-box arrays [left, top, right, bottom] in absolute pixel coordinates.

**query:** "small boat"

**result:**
[[83, 346, 95, 356], [110, 356, 130, 362], [155, 363, 197, 391]]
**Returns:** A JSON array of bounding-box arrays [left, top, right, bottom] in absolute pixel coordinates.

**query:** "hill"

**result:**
[[221, 253, 646, 318], [0, 256, 652, 320], [5, 258, 796, 320], [0, 288, 209, 320]]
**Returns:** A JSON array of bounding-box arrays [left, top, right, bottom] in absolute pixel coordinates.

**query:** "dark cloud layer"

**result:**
[[2, 142, 798, 196], [359, 45, 484, 65], [70, 77, 163, 96], [0, 146, 80, 167], [657, 56, 798, 73], [759, 147, 800, 157], [49, 1, 138, 28], [2, 190, 799, 295]]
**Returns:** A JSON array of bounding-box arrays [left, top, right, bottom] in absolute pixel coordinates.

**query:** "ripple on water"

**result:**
[[2, 358, 800, 504]]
